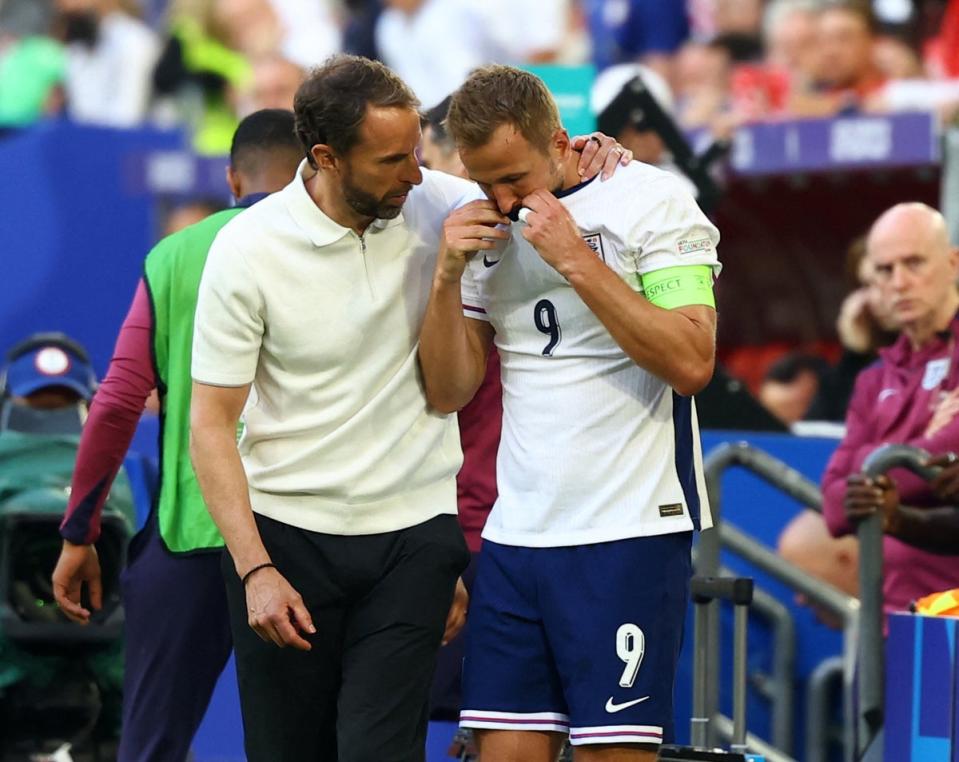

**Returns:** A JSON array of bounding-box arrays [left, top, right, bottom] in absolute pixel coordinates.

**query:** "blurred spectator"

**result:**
[[244, 53, 305, 112], [342, 0, 382, 59], [592, 62, 676, 165], [806, 237, 899, 422], [0, 33, 65, 128], [162, 197, 226, 237], [0, 0, 55, 37], [866, 20, 959, 115], [816, 1, 885, 95], [216, 0, 281, 59], [53, 0, 159, 127], [0, 332, 97, 436], [493, 0, 570, 63], [714, 0, 764, 37], [591, 62, 700, 196], [152, 0, 258, 154], [778, 509, 859, 628], [765, 0, 819, 78], [375, 0, 500, 108], [376, 0, 568, 109], [792, 0, 886, 117], [695, 364, 788, 431], [872, 34, 923, 79], [687, 0, 718, 41], [419, 96, 466, 177], [758, 352, 828, 426], [711, 0, 766, 86], [674, 39, 733, 132], [266, 0, 341, 69], [582, 0, 689, 78], [758, 0, 819, 116], [51, 109, 303, 762], [822, 202, 959, 616], [869, 75, 959, 116], [926, 0, 959, 79]]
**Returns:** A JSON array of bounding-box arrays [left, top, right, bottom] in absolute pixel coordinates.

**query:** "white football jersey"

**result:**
[[461, 162, 721, 548]]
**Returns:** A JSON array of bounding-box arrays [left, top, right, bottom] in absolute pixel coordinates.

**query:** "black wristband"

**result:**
[[241, 562, 276, 586]]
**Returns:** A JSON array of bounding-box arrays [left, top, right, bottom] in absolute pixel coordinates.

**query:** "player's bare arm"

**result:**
[[190, 381, 316, 650], [52, 541, 102, 624], [520, 189, 716, 396], [418, 200, 502, 413]]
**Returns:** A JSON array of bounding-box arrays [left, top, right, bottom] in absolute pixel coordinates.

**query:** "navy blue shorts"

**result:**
[[460, 532, 692, 747]]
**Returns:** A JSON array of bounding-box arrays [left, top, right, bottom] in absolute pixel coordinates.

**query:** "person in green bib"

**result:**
[[51, 109, 302, 761]]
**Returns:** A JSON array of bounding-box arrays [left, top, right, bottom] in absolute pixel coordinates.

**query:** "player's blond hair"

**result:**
[[447, 65, 561, 154]]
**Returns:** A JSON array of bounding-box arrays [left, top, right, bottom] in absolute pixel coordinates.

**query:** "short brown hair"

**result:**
[[447, 65, 561, 153], [294, 55, 419, 169]]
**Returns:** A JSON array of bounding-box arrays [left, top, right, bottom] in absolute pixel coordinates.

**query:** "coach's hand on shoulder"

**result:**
[[437, 201, 509, 283], [52, 540, 102, 625], [520, 190, 593, 275], [442, 577, 469, 646], [570, 132, 633, 181], [245, 566, 316, 651]]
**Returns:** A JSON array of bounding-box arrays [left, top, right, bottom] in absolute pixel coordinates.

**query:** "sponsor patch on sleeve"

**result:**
[[677, 237, 714, 255]]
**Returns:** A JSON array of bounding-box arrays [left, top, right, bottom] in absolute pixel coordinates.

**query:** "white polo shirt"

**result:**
[[193, 161, 482, 535]]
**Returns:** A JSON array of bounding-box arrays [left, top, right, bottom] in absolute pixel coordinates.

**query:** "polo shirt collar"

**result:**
[[283, 160, 406, 246], [283, 160, 350, 246]]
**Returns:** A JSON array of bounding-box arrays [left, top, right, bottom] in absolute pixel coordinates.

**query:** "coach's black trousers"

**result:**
[[223, 512, 470, 762]]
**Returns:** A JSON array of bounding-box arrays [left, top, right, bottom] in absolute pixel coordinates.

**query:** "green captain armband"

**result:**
[[640, 265, 715, 309]]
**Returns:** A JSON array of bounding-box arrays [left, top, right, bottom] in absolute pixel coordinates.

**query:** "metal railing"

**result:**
[[806, 656, 845, 762], [857, 444, 938, 761], [702, 440, 943, 762], [701, 442, 860, 761]]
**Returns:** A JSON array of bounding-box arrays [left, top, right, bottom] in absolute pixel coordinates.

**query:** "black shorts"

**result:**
[[223, 512, 470, 762]]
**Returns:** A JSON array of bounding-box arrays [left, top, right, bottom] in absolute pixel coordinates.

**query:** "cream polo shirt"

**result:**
[[192, 161, 482, 535]]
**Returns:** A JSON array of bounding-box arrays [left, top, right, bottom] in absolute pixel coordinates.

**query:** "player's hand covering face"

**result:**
[[519, 189, 594, 273], [436, 200, 510, 283], [461, 125, 630, 221]]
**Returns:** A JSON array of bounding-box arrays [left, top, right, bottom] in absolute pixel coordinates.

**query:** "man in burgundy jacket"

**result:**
[[822, 202, 959, 615]]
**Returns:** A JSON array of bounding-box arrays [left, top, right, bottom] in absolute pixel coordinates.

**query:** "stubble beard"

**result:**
[[342, 171, 403, 221]]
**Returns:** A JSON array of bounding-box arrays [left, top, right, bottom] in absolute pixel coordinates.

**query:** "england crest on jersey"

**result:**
[[582, 232, 605, 262]]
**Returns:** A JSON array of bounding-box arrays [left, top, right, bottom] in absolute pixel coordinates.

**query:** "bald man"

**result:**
[[821, 203, 959, 616]]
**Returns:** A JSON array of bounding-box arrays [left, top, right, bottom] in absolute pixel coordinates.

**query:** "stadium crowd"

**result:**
[[1, 0, 959, 759], [2, 0, 959, 152]]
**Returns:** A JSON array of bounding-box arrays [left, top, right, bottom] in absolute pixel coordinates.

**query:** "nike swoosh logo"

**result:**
[[878, 388, 898, 402], [483, 255, 500, 268], [605, 696, 650, 713]]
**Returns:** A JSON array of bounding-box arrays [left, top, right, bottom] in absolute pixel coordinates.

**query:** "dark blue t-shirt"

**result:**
[[585, 0, 690, 71]]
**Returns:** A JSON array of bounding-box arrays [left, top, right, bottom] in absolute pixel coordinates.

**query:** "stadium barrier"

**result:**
[[701, 442, 859, 762], [857, 445, 943, 762]]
